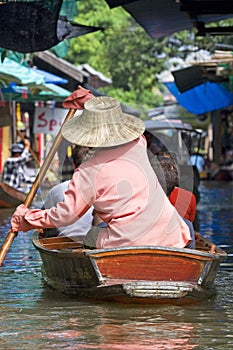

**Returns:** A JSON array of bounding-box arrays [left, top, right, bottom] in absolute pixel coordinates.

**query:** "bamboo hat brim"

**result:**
[[62, 96, 145, 147]]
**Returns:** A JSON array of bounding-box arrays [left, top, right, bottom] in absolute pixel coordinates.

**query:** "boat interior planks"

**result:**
[[33, 231, 227, 305]]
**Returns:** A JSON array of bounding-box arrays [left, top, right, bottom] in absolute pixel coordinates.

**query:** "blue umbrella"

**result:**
[[164, 81, 233, 115], [31, 68, 68, 85]]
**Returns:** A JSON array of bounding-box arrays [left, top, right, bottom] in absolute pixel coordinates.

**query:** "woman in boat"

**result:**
[[2, 139, 34, 191], [11, 96, 192, 249]]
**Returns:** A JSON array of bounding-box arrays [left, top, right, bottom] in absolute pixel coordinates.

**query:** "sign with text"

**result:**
[[33, 107, 68, 135]]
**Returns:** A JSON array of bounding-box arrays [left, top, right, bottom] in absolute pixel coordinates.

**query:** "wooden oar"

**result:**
[[0, 86, 94, 266], [0, 108, 75, 265]]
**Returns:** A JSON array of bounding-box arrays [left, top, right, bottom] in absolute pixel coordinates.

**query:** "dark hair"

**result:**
[[157, 151, 178, 163], [150, 155, 179, 196], [71, 145, 91, 168]]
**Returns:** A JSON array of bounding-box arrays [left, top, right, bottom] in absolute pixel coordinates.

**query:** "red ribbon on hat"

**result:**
[[62, 87, 95, 110]]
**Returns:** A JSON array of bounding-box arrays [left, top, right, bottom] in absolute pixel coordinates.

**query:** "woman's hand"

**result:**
[[11, 204, 33, 232]]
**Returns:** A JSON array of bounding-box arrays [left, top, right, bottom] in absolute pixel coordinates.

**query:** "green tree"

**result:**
[[65, 0, 166, 111]]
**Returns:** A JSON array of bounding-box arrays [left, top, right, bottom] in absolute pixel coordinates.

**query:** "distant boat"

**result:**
[[212, 167, 233, 181], [0, 182, 26, 208], [33, 231, 227, 305]]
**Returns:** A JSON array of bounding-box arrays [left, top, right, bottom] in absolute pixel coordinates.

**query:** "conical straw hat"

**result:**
[[62, 96, 145, 147]]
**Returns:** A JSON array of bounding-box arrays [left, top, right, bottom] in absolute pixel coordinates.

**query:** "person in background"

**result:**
[[22, 159, 38, 187], [2, 139, 34, 191], [11, 96, 191, 250], [144, 130, 162, 156], [42, 145, 94, 239], [153, 155, 196, 221], [144, 130, 169, 158], [150, 154, 196, 248], [189, 152, 205, 173]]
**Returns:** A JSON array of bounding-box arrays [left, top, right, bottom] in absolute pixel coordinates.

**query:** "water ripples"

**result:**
[[0, 181, 233, 349]]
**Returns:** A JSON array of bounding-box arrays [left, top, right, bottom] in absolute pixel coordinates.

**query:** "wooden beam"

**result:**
[[35, 51, 88, 83]]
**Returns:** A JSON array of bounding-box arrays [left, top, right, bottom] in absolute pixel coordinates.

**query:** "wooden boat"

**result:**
[[0, 182, 26, 208], [32, 231, 227, 305], [212, 167, 233, 181]]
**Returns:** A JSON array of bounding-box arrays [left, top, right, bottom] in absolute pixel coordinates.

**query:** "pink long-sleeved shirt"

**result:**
[[12, 136, 191, 248]]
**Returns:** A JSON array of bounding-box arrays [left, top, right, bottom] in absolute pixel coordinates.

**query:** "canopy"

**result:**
[[104, 0, 233, 39], [145, 119, 193, 132], [0, 0, 63, 53], [31, 68, 68, 85], [1, 83, 71, 102], [34, 83, 71, 101], [0, 0, 102, 53], [164, 81, 233, 115], [0, 58, 45, 86], [0, 57, 71, 102]]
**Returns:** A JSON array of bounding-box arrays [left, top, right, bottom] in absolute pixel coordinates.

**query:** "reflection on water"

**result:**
[[198, 181, 233, 268], [0, 181, 233, 350]]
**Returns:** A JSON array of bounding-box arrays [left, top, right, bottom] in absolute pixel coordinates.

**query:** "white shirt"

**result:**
[[43, 180, 93, 237]]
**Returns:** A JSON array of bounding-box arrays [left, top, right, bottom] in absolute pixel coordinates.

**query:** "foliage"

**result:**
[[65, 1, 233, 112], [1, 0, 233, 115], [65, 0, 166, 109]]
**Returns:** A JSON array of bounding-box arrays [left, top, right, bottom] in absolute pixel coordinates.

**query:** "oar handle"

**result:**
[[0, 231, 18, 265], [0, 108, 76, 266], [24, 108, 76, 207]]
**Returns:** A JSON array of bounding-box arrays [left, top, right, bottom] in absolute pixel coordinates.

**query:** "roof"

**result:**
[[77, 63, 112, 89], [77, 64, 112, 85], [104, 0, 233, 38], [34, 51, 88, 83], [145, 119, 193, 132]]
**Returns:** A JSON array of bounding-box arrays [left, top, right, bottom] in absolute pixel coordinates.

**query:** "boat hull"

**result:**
[[33, 232, 227, 305], [0, 182, 26, 208]]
